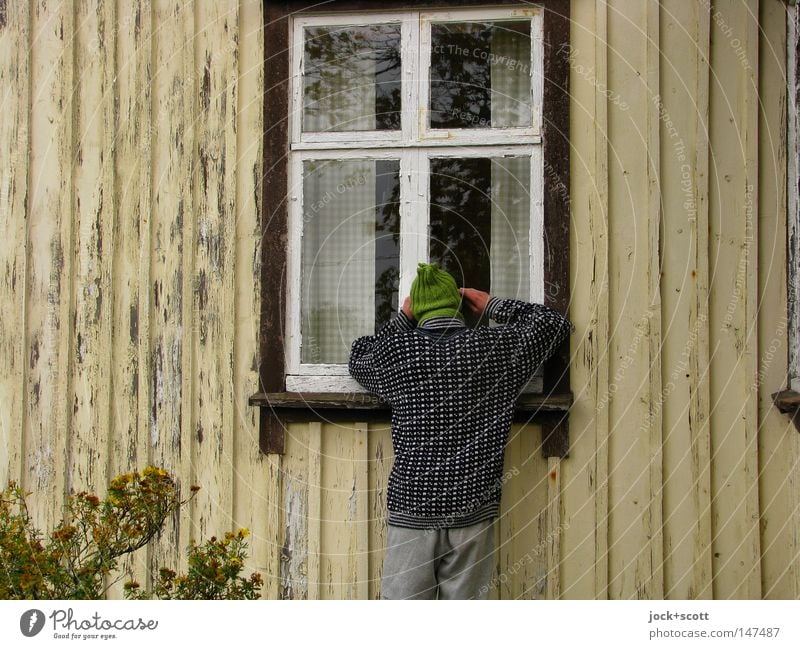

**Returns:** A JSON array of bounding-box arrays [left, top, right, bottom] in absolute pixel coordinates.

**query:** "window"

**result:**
[[257, 1, 570, 414]]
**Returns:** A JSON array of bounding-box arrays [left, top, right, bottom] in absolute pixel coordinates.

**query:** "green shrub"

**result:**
[[0, 467, 262, 600]]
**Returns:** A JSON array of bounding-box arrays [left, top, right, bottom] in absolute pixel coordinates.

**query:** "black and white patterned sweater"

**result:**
[[349, 297, 573, 530]]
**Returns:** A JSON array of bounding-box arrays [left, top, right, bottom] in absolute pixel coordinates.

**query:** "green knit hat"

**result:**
[[410, 263, 464, 325]]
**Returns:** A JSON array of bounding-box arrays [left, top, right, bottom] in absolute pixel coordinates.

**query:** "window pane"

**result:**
[[429, 156, 530, 323], [303, 24, 401, 132], [429, 20, 531, 129], [302, 159, 400, 364]]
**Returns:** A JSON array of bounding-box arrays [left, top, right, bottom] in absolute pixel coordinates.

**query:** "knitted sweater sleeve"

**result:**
[[485, 297, 573, 387], [348, 310, 415, 398]]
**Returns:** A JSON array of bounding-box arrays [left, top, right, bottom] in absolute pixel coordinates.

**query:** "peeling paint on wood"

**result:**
[[24, 0, 75, 531], [0, 0, 29, 490]]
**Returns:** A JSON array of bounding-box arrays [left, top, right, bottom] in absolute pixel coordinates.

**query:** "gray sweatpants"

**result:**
[[379, 517, 495, 600]]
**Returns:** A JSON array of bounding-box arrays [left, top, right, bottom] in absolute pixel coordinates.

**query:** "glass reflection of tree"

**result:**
[[430, 158, 491, 327], [304, 25, 401, 131], [430, 23, 492, 129]]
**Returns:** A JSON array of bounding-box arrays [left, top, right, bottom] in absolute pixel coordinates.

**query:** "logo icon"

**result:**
[[20, 609, 45, 637]]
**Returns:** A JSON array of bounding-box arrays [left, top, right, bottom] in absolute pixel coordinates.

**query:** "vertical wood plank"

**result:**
[[688, 1, 713, 601], [69, 0, 116, 496], [307, 421, 321, 599], [496, 424, 548, 600], [0, 0, 30, 488], [261, 452, 283, 599], [25, 0, 75, 530], [367, 420, 392, 599], [545, 456, 561, 600], [280, 422, 309, 599], [658, 0, 713, 599], [231, 0, 272, 599], [320, 422, 364, 599], [606, 0, 663, 599], [590, 0, 610, 602], [644, 0, 664, 599], [192, 0, 239, 547], [149, 0, 195, 575], [707, 0, 761, 599], [355, 422, 370, 599], [108, 0, 153, 598], [559, 0, 610, 600], [757, 0, 795, 600], [790, 4, 800, 396], [784, 0, 800, 604]]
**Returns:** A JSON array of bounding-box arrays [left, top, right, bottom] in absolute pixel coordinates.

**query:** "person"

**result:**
[[348, 262, 572, 599]]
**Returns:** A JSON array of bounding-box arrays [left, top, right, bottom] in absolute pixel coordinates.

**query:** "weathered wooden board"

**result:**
[[149, 0, 195, 577], [191, 0, 239, 553], [0, 0, 30, 490], [659, 0, 713, 600], [24, 0, 75, 532], [605, 0, 663, 599], [707, 0, 761, 599], [367, 421, 393, 599], [495, 423, 551, 599], [757, 0, 796, 600], [106, 0, 153, 598], [559, 0, 610, 600], [231, 0, 273, 600], [69, 0, 116, 496]]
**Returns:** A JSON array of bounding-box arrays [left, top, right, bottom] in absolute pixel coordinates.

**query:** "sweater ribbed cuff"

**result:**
[[394, 310, 416, 331], [485, 296, 504, 320]]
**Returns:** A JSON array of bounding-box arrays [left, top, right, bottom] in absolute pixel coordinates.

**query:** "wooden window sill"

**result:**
[[249, 391, 572, 456]]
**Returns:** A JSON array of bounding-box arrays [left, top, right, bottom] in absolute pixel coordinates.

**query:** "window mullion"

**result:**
[[403, 12, 419, 144], [398, 150, 417, 302], [417, 149, 430, 266], [530, 145, 544, 304], [532, 11, 544, 136], [287, 154, 303, 375]]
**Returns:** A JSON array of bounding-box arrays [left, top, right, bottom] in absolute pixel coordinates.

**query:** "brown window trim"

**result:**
[[255, 0, 571, 455]]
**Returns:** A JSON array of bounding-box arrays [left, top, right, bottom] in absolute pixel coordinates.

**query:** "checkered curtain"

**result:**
[[302, 160, 377, 364], [490, 156, 530, 301]]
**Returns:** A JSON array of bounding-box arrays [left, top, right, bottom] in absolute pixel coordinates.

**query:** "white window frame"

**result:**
[[286, 6, 545, 393]]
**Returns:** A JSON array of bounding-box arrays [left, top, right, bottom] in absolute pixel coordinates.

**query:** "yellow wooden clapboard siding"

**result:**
[[707, 0, 761, 600], [24, 0, 75, 533], [0, 0, 30, 490], [606, 0, 663, 600], [69, 0, 116, 498], [107, 0, 154, 599], [2, 0, 798, 601], [191, 0, 239, 551], [658, 0, 713, 600], [149, 0, 195, 578], [755, 0, 796, 600], [231, 0, 272, 601]]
